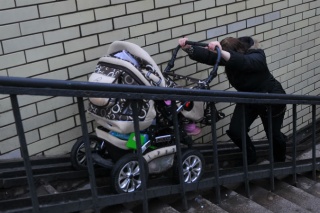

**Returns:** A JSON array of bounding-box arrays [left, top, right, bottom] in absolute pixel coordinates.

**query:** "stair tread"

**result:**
[[161, 191, 227, 213], [256, 178, 320, 212], [284, 174, 320, 199], [221, 193, 272, 213], [148, 202, 180, 213], [235, 183, 311, 213], [203, 187, 273, 213], [101, 204, 133, 213], [184, 197, 228, 213], [130, 198, 180, 213]]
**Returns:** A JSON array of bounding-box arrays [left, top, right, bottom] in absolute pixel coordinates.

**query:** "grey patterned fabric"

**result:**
[[88, 58, 153, 123]]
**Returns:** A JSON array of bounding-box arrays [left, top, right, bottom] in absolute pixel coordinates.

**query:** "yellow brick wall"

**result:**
[[0, 0, 319, 158]]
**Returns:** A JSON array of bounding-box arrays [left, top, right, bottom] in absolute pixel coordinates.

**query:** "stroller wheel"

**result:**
[[111, 153, 148, 194], [70, 135, 102, 170], [174, 149, 205, 183]]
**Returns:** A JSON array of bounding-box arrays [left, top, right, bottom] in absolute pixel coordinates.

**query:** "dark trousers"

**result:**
[[226, 103, 287, 163]]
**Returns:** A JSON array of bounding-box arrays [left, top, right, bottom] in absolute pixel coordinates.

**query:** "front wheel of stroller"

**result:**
[[70, 135, 102, 170], [173, 149, 205, 184], [111, 153, 148, 194]]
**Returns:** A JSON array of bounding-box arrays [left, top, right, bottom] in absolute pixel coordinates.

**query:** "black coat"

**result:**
[[188, 43, 285, 95]]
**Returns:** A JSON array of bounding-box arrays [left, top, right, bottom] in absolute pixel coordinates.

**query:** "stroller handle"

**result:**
[[185, 40, 208, 47], [164, 41, 221, 88]]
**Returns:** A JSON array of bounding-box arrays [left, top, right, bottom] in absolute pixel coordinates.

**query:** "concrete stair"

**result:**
[[114, 172, 319, 213], [1, 144, 320, 213], [101, 145, 320, 213], [97, 170, 320, 213], [234, 182, 311, 213]]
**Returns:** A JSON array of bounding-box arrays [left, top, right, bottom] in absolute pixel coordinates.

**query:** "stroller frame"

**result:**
[[70, 41, 223, 194]]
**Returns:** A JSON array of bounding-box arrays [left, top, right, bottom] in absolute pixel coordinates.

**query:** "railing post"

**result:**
[[210, 103, 221, 204], [240, 104, 250, 197], [312, 104, 316, 180], [132, 100, 149, 213], [292, 104, 297, 184], [171, 100, 188, 211], [267, 105, 275, 191], [77, 97, 100, 213], [11, 94, 40, 213]]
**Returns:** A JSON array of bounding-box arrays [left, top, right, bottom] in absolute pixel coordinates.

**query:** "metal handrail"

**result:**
[[0, 76, 320, 104], [0, 76, 319, 213]]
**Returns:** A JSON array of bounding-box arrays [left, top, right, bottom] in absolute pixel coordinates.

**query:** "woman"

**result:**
[[179, 37, 287, 164]]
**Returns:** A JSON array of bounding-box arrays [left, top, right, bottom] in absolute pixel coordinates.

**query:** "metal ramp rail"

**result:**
[[0, 76, 319, 213]]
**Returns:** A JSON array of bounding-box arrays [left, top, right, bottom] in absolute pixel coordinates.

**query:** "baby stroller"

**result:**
[[70, 40, 223, 193]]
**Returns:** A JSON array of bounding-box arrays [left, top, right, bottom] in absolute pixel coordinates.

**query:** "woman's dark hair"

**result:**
[[220, 37, 248, 53]]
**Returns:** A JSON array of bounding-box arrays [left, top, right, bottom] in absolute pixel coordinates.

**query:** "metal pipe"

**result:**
[[210, 103, 221, 204], [77, 97, 100, 213], [171, 100, 188, 210], [312, 105, 316, 180], [267, 105, 275, 191], [241, 104, 250, 197], [292, 104, 297, 184], [132, 100, 149, 213], [0, 76, 320, 104], [10, 94, 40, 213]]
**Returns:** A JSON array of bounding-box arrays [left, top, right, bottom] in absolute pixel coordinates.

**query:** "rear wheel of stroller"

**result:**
[[70, 135, 102, 170], [174, 149, 205, 183], [111, 153, 148, 194]]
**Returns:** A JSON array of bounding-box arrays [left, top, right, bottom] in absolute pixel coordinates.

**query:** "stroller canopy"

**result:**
[[106, 41, 166, 87]]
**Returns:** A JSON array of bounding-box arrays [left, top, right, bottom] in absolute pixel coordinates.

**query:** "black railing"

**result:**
[[0, 76, 319, 213]]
